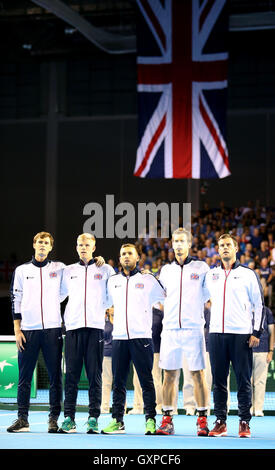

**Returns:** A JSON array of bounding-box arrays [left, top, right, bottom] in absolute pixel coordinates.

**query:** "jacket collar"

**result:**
[[32, 256, 49, 268], [121, 267, 139, 277], [79, 259, 95, 266], [174, 255, 193, 266], [221, 259, 240, 270]]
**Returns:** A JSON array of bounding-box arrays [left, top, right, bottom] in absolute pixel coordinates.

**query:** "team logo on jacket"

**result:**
[[135, 283, 144, 289], [212, 273, 219, 281], [190, 273, 199, 280], [49, 272, 57, 278], [94, 273, 103, 280]]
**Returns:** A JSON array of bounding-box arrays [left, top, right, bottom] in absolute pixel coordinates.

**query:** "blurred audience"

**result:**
[[2, 201, 275, 311]]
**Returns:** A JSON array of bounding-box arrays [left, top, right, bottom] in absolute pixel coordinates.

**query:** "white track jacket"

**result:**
[[10, 257, 65, 330], [159, 257, 210, 330], [204, 260, 265, 337], [61, 260, 115, 331], [107, 268, 165, 340]]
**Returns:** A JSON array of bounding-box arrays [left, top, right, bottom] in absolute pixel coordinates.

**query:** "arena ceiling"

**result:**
[[0, 0, 275, 59]]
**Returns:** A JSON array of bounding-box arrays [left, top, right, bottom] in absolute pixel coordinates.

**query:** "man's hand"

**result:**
[[15, 330, 26, 352], [95, 256, 105, 267], [141, 268, 151, 274], [248, 335, 260, 348], [267, 351, 273, 363]]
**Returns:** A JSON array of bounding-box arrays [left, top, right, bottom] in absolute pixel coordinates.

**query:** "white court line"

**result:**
[[0, 411, 43, 417], [0, 416, 88, 430]]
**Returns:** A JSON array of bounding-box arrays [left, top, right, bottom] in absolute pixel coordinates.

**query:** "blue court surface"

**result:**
[[1, 411, 275, 466], [1, 410, 275, 450]]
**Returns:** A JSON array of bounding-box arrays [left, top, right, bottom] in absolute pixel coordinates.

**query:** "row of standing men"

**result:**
[[7, 229, 269, 437]]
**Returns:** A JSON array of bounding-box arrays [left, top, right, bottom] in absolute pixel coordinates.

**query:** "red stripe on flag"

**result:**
[[199, 96, 230, 170], [172, 1, 192, 178], [134, 114, 166, 177]]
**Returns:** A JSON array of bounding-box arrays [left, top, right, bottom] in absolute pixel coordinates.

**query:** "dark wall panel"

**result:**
[[201, 113, 272, 209], [57, 119, 124, 263], [1, 122, 46, 262]]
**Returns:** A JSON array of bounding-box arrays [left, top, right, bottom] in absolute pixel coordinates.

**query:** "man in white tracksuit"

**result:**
[[58, 233, 115, 434], [204, 234, 265, 438], [101, 243, 165, 435], [8, 231, 65, 433], [156, 227, 210, 436]]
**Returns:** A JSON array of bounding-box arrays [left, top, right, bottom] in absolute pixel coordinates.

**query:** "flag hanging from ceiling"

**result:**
[[134, 0, 230, 179]]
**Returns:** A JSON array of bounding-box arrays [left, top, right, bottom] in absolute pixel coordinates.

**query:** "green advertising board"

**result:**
[[0, 339, 37, 398]]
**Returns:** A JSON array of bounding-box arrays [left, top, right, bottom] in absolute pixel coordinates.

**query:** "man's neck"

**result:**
[[222, 258, 235, 270], [175, 254, 187, 265], [35, 255, 47, 263], [81, 256, 93, 265], [123, 265, 136, 276]]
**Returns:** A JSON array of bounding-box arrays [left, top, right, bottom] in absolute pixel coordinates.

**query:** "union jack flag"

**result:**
[[134, 0, 230, 179]]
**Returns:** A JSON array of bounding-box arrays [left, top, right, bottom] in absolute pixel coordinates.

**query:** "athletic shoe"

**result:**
[[209, 419, 227, 437], [7, 417, 30, 433], [48, 417, 59, 433], [255, 411, 264, 417], [196, 416, 209, 436], [101, 418, 125, 434], [185, 408, 195, 416], [156, 415, 175, 435], [58, 416, 76, 433], [87, 416, 99, 434], [239, 420, 251, 438], [145, 418, 156, 435]]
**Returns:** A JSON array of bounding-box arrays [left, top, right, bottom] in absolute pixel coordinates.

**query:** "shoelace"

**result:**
[[160, 416, 172, 427]]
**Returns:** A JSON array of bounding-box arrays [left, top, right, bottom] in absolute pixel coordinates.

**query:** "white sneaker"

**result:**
[[185, 408, 195, 416], [255, 410, 264, 417]]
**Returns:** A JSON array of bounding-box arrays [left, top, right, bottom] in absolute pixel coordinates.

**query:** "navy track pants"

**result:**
[[17, 328, 63, 419], [64, 327, 104, 419], [111, 338, 156, 423], [209, 333, 253, 422]]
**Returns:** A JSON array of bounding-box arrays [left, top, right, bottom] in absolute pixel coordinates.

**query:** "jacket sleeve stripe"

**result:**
[[251, 269, 265, 336], [10, 270, 22, 320]]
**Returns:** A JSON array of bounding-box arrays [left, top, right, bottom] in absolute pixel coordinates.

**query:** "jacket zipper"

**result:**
[[179, 265, 183, 328], [222, 268, 232, 332], [40, 267, 44, 329], [126, 276, 130, 339], [84, 265, 88, 327]]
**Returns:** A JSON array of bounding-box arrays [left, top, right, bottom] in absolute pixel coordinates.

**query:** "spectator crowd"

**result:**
[[107, 201, 275, 310]]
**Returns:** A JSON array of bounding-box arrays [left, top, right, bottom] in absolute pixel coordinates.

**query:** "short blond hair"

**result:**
[[33, 231, 54, 247], [172, 227, 192, 244], [77, 233, 96, 244]]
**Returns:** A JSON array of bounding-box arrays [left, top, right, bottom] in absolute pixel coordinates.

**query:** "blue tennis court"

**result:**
[[1, 410, 275, 450]]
